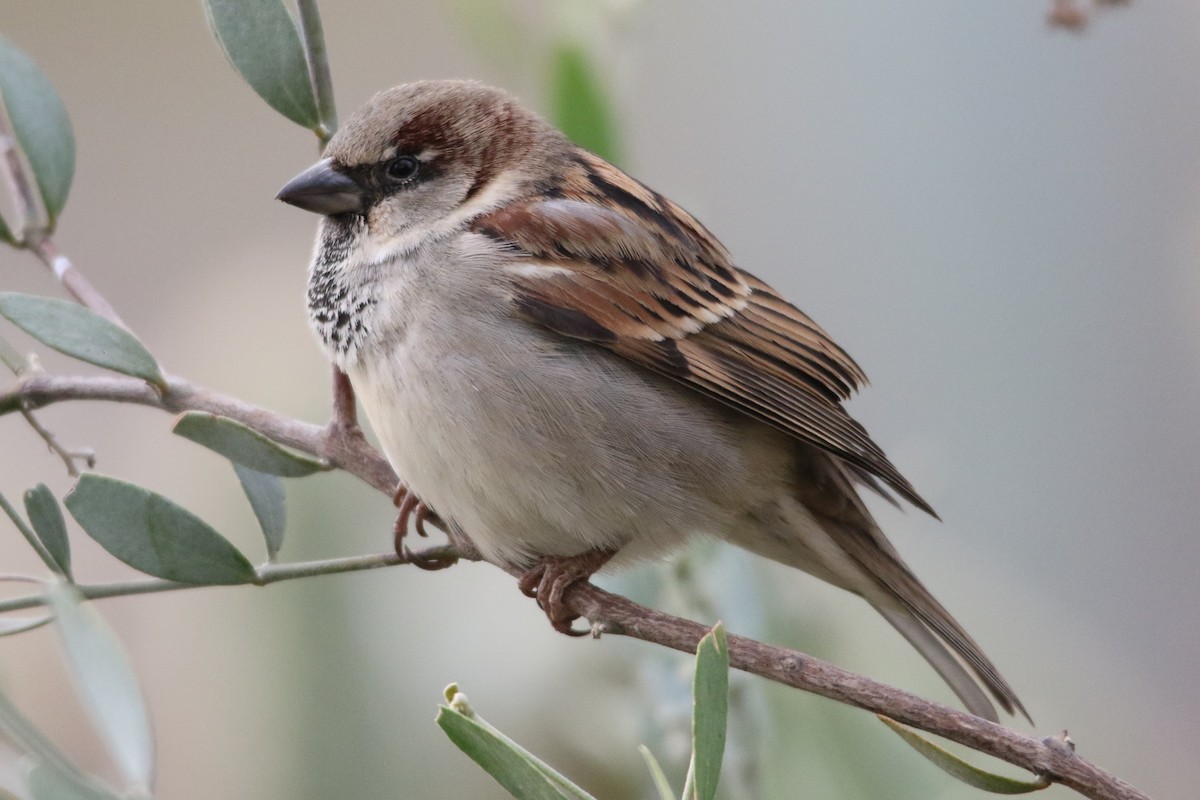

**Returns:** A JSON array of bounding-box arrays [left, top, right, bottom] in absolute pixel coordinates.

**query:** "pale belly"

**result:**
[[347, 314, 790, 569]]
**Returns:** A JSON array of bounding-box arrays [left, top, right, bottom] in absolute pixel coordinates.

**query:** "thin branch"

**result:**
[[0, 549, 465, 615], [0, 372, 396, 494], [0, 124, 122, 470], [30, 238, 130, 332], [563, 582, 1146, 800], [0, 337, 92, 476], [19, 407, 91, 476], [0, 371, 1152, 800], [0, 109, 128, 329]]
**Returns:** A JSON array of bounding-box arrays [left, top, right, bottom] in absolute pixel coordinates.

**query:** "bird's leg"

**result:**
[[392, 484, 455, 570], [518, 548, 617, 636], [331, 368, 360, 432]]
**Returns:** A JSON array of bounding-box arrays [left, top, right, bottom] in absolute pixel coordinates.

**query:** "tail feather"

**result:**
[[744, 449, 1031, 722], [850, 537, 1031, 723], [874, 603, 1004, 723]]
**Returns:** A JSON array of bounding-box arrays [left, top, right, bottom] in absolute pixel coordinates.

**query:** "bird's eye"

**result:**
[[386, 155, 421, 183]]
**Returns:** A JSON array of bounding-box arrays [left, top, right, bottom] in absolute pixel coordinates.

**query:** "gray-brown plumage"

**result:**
[[278, 80, 1028, 722]]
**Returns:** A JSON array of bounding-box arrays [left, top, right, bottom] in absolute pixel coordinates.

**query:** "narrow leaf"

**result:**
[[550, 43, 620, 164], [173, 411, 327, 477], [203, 0, 320, 128], [878, 716, 1051, 794], [24, 484, 70, 578], [437, 685, 596, 800], [691, 622, 728, 800], [0, 615, 52, 636], [0, 489, 61, 573], [0, 210, 12, 246], [0, 294, 162, 386], [437, 709, 576, 800], [47, 582, 154, 793], [65, 474, 255, 585], [0, 35, 75, 226], [233, 464, 286, 558], [637, 745, 676, 800], [24, 760, 121, 800]]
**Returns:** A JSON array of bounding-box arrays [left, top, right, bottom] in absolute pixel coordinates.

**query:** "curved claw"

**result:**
[[414, 503, 438, 538], [390, 484, 459, 570], [517, 549, 617, 637], [393, 484, 436, 552]]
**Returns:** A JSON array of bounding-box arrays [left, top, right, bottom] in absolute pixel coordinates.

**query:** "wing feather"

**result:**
[[471, 152, 935, 516]]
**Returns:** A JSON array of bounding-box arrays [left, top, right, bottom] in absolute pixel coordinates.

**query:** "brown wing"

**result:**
[[471, 152, 935, 516]]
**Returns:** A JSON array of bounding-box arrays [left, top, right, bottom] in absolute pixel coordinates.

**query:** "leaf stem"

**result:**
[[295, 0, 337, 145]]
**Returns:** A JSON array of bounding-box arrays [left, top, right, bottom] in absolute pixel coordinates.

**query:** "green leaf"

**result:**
[[24, 760, 121, 800], [65, 474, 255, 585], [47, 582, 154, 794], [549, 43, 620, 164], [173, 411, 328, 477], [0, 294, 162, 387], [203, 0, 320, 128], [437, 685, 596, 800], [0, 35, 75, 228], [24, 484, 70, 578], [233, 464, 286, 559], [0, 209, 12, 246], [689, 622, 729, 800], [637, 745, 676, 800], [0, 489, 57, 572], [878, 716, 1051, 794]]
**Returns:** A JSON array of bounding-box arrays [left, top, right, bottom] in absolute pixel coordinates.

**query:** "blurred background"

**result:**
[[1, 1, 1197, 797]]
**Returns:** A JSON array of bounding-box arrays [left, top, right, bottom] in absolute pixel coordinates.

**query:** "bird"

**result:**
[[277, 79, 1027, 723]]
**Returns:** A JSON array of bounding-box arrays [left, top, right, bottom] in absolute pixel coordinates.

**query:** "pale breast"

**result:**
[[315, 228, 789, 568], [348, 291, 791, 569]]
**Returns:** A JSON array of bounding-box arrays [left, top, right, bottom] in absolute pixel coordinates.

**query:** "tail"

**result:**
[[868, 579, 1030, 723], [874, 604, 998, 720], [734, 452, 1030, 723]]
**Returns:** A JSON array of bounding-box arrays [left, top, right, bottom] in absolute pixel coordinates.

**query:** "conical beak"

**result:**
[[276, 158, 365, 216]]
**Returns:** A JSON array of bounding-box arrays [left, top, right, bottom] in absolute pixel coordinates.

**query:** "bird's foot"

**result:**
[[518, 548, 617, 636], [392, 485, 450, 570]]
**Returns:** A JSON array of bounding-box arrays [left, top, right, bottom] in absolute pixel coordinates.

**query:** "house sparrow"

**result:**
[[277, 80, 1027, 722]]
